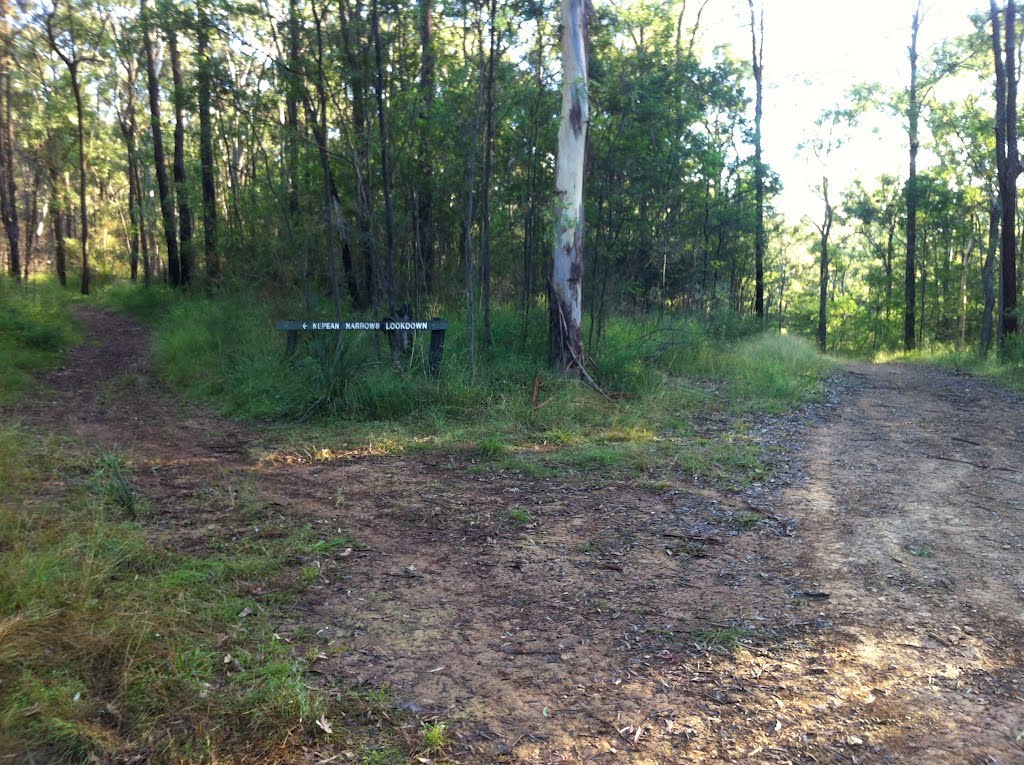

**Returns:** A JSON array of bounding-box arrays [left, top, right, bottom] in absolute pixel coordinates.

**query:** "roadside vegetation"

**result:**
[[99, 282, 834, 487], [873, 340, 1024, 392], [0, 277, 413, 764]]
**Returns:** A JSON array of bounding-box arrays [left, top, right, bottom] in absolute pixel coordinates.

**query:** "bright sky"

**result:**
[[696, 0, 989, 225]]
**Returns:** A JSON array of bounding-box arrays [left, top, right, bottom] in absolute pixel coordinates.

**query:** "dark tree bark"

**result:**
[[416, 0, 435, 294], [197, 5, 218, 281], [169, 26, 194, 285], [479, 0, 498, 347], [142, 0, 180, 286], [904, 1, 921, 351], [747, 0, 765, 318], [0, 0, 19, 281], [371, 0, 396, 314]]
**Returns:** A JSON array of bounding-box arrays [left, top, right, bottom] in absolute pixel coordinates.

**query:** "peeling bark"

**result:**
[[549, 0, 590, 374]]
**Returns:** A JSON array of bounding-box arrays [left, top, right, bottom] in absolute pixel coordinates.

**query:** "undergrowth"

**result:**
[[99, 283, 834, 488], [0, 425, 408, 763], [874, 340, 1024, 392], [0, 279, 410, 763], [0, 276, 80, 404]]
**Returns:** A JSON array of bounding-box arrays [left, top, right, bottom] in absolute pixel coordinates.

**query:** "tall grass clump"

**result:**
[[0, 276, 79, 404], [0, 424, 406, 763]]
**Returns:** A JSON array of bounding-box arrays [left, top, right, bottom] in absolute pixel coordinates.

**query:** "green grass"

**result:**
[[98, 283, 835, 487], [690, 626, 757, 653], [0, 281, 411, 763], [0, 276, 81, 404], [507, 506, 534, 526], [875, 339, 1024, 392], [0, 423, 411, 763]]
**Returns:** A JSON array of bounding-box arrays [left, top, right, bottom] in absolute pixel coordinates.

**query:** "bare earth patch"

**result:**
[[13, 307, 1024, 764]]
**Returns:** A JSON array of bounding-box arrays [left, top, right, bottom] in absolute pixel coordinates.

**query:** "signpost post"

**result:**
[[275, 318, 448, 377]]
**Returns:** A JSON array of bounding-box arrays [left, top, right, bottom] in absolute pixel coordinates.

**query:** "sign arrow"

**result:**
[[302, 322, 309, 330]]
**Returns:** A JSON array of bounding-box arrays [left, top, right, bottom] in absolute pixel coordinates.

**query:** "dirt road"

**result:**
[[14, 308, 1024, 764]]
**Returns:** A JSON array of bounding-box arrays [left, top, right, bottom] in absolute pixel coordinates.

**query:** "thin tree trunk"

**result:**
[[981, 197, 999, 354], [169, 27, 194, 285], [748, 0, 765, 318], [198, 6, 218, 281], [1003, 0, 1019, 338], [311, 3, 342, 324], [0, 0, 19, 281], [479, 0, 498, 347], [817, 177, 833, 352], [371, 0, 396, 314], [549, 0, 590, 374], [143, 0, 180, 286], [959, 232, 975, 348], [904, 1, 922, 350], [416, 0, 435, 294]]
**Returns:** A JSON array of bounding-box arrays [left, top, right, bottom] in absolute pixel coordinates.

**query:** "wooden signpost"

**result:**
[[275, 318, 448, 377]]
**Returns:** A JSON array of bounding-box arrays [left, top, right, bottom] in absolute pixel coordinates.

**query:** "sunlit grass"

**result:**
[[99, 283, 836, 487]]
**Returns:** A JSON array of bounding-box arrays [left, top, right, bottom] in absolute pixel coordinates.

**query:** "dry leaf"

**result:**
[[315, 716, 333, 734]]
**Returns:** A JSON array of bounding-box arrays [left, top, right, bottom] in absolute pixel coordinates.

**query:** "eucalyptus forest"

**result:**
[[2, 1, 1024, 764], [0, 0, 1013, 357]]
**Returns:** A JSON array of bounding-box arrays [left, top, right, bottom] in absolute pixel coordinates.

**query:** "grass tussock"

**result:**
[[0, 424, 408, 764], [99, 283, 835, 487], [0, 276, 80, 404]]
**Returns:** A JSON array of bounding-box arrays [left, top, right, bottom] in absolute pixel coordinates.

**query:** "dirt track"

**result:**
[[15, 307, 1024, 764]]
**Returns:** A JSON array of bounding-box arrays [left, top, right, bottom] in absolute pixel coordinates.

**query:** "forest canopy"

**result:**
[[0, 0, 1020, 361]]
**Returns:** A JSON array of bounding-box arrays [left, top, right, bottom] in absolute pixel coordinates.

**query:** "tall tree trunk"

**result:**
[[48, 166, 66, 286], [1003, 0, 1019, 338], [521, 16, 545, 339], [817, 177, 833, 352], [904, 1, 921, 351], [169, 27, 194, 285], [0, 0, 19, 281], [23, 172, 40, 280], [416, 0, 435, 294], [284, 0, 300, 222], [959, 233, 976, 348], [747, 0, 765, 318], [371, 0, 396, 314], [479, 0, 498, 347], [72, 71, 88, 295], [549, 0, 590, 374], [116, 55, 143, 282], [197, 8, 218, 281], [310, 4, 342, 323], [143, 0, 180, 286], [339, 0, 374, 310], [981, 197, 999, 354]]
